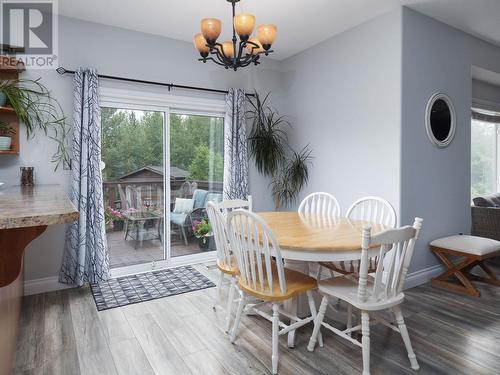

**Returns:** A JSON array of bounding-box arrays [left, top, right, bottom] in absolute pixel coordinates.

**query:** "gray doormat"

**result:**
[[90, 265, 215, 311]]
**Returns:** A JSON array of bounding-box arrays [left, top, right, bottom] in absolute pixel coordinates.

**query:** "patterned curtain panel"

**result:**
[[59, 68, 109, 286], [223, 88, 249, 200]]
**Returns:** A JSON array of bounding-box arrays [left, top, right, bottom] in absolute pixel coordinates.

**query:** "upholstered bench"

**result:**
[[430, 235, 500, 297]]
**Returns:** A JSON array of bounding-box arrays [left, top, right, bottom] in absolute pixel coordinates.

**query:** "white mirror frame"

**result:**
[[425, 92, 456, 148]]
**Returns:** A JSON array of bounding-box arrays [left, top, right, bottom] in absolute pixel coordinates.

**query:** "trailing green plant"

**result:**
[[0, 120, 15, 136], [0, 78, 69, 169], [247, 92, 313, 209], [247, 92, 288, 175]]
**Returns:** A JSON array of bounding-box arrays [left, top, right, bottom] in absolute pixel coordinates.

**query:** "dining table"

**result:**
[[255, 211, 388, 347]]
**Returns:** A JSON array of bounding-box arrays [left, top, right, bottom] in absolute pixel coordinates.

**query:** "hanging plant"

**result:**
[[247, 92, 313, 209], [0, 78, 69, 169]]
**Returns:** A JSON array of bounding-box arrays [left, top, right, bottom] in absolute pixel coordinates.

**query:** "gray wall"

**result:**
[[281, 9, 403, 215], [0, 16, 284, 282], [400, 7, 500, 273]]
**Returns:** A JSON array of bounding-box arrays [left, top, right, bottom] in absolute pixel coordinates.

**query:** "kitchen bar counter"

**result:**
[[0, 184, 78, 375], [0, 184, 79, 229]]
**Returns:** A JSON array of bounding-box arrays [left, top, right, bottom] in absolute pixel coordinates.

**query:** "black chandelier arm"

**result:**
[[244, 40, 261, 55], [239, 58, 257, 68], [209, 42, 234, 65], [212, 50, 232, 67], [199, 56, 227, 67], [236, 53, 255, 66], [236, 41, 248, 63]]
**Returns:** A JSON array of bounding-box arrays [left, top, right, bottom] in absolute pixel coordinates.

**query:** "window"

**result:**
[[99, 88, 225, 273], [471, 107, 500, 198]]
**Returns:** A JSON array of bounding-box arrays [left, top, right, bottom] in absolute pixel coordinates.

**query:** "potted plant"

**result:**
[[192, 218, 212, 250], [0, 89, 6, 106], [105, 206, 125, 231], [0, 121, 15, 150], [0, 78, 69, 169], [247, 92, 313, 209]]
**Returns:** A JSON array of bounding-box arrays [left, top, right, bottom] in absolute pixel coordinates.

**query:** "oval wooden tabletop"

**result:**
[[257, 211, 387, 251]]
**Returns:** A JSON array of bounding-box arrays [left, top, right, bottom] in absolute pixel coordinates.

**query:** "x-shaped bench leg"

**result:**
[[431, 250, 481, 297], [466, 262, 500, 287]]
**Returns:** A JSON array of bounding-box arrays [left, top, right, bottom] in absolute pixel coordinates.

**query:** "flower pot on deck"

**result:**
[[112, 220, 124, 231]]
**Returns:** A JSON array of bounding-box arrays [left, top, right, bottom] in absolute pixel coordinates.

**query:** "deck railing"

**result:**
[[103, 179, 223, 211]]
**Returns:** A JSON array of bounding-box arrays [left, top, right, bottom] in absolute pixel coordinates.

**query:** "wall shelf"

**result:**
[[0, 57, 22, 154], [0, 56, 25, 74], [0, 106, 16, 114]]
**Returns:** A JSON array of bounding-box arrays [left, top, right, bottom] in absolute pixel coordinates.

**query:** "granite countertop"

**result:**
[[0, 184, 79, 229]]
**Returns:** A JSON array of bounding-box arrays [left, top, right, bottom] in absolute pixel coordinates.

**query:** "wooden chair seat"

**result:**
[[217, 257, 239, 276], [430, 235, 500, 297], [238, 266, 317, 301]]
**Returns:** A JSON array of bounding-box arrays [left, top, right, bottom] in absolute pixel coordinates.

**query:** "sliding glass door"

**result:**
[[100, 88, 225, 276], [101, 107, 166, 269], [168, 112, 224, 258]]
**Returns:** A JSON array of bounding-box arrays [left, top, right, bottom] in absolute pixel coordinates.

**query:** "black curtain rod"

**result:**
[[56, 67, 255, 97]]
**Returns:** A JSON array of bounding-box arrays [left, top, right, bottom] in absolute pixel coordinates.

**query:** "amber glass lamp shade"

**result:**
[[194, 33, 209, 56], [221, 41, 235, 58], [234, 13, 255, 40], [257, 24, 277, 50], [201, 18, 221, 44], [246, 38, 263, 55]]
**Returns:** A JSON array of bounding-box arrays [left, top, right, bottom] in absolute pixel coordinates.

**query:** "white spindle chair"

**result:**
[[319, 196, 397, 277], [308, 218, 423, 375], [298, 192, 342, 280], [227, 210, 322, 374], [207, 196, 252, 332], [218, 195, 253, 213], [298, 192, 342, 218]]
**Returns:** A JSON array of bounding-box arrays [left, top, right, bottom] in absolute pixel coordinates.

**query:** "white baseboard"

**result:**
[[24, 276, 74, 296], [24, 263, 443, 296], [404, 264, 443, 289]]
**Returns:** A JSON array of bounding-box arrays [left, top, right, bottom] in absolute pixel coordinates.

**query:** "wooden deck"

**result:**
[[13, 262, 500, 375], [107, 229, 206, 268]]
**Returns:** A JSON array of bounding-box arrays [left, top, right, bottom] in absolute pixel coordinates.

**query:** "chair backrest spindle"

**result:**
[[347, 196, 396, 228], [228, 210, 287, 296], [206, 202, 233, 269], [298, 192, 341, 218], [357, 218, 423, 303], [207, 196, 252, 271]]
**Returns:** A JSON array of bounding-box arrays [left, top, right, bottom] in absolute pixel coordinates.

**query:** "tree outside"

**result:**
[[101, 108, 224, 182], [471, 119, 496, 198]]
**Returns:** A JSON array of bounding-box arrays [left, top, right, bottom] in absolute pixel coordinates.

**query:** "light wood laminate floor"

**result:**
[[14, 263, 500, 375]]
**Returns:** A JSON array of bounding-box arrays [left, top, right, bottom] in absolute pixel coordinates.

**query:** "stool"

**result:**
[[430, 235, 500, 297]]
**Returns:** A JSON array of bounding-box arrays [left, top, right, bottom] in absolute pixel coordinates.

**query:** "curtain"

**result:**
[[59, 68, 109, 286], [223, 88, 249, 200]]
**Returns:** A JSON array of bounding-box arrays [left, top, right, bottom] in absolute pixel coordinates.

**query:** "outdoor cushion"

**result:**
[[173, 198, 194, 214], [473, 193, 500, 207], [430, 235, 500, 256], [170, 212, 187, 226], [205, 192, 223, 205], [192, 189, 209, 209]]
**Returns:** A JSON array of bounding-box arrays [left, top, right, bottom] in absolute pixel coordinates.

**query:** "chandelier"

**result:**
[[194, 0, 277, 71]]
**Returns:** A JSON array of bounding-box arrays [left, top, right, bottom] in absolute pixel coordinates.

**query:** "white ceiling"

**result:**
[[58, 0, 500, 61]]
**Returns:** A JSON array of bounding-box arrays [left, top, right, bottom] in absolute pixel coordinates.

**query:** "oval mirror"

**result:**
[[425, 93, 456, 148]]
